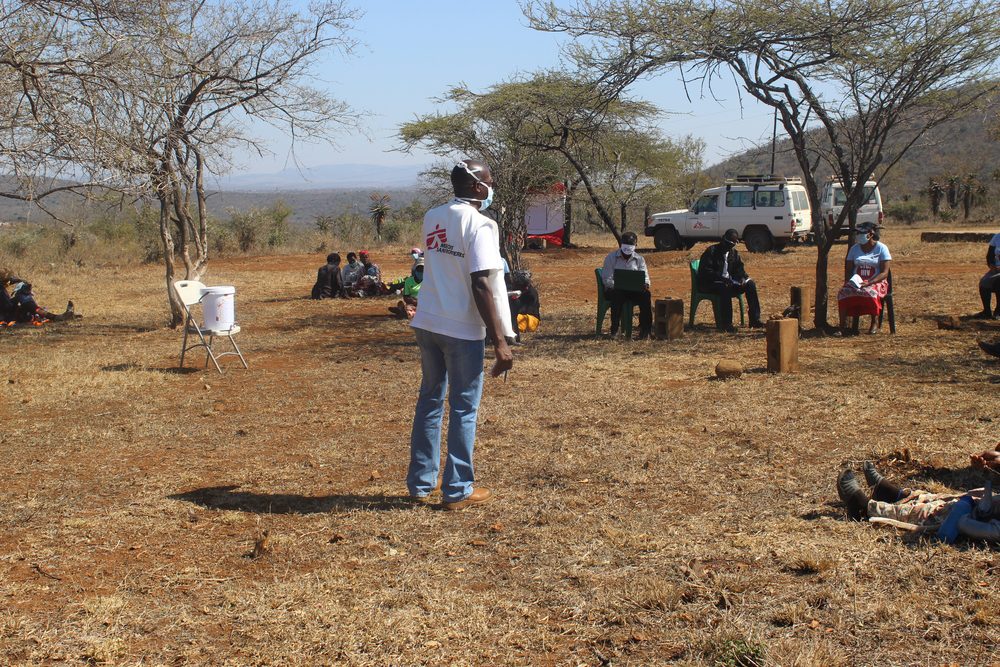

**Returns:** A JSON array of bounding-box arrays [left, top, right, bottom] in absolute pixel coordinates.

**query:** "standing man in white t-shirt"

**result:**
[[407, 159, 515, 511]]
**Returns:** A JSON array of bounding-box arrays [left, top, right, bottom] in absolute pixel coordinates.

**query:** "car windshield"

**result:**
[[833, 186, 878, 206], [693, 195, 718, 213]]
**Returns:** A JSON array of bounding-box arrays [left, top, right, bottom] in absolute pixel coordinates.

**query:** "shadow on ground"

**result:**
[[101, 362, 202, 374], [169, 485, 420, 513]]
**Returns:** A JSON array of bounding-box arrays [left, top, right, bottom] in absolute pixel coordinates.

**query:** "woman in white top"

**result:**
[[837, 222, 892, 335]]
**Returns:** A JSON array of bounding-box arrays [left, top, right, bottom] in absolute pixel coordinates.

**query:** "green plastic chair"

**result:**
[[595, 267, 637, 337], [689, 259, 745, 328]]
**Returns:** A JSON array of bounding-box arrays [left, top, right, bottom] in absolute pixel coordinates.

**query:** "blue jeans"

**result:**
[[408, 328, 485, 503]]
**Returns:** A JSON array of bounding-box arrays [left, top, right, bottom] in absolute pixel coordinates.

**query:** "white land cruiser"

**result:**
[[820, 178, 883, 237], [644, 175, 812, 252]]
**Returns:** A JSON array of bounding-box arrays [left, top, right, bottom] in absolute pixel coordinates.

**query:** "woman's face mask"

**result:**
[[620, 243, 636, 256]]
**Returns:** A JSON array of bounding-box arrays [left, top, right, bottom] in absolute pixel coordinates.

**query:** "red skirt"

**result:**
[[837, 280, 887, 318]]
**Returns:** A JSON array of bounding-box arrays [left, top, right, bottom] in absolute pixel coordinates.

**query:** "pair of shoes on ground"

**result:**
[[411, 487, 493, 511], [836, 461, 886, 521]]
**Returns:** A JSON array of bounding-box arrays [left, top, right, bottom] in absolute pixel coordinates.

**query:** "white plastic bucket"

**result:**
[[201, 286, 236, 330]]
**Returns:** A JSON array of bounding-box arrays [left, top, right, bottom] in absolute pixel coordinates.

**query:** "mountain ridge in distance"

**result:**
[[215, 162, 425, 191]]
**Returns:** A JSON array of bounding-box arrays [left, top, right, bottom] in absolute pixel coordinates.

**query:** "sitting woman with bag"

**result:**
[[836, 222, 892, 336]]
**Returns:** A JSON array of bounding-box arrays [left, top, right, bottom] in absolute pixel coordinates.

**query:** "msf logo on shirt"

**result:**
[[427, 224, 464, 258], [426, 225, 447, 250]]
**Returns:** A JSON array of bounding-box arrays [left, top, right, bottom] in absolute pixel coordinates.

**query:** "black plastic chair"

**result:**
[[851, 270, 895, 334]]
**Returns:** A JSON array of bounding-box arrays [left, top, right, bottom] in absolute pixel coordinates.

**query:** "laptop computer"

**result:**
[[613, 269, 646, 292]]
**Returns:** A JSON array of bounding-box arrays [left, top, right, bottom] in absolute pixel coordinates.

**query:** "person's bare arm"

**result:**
[[863, 259, 891, 288], [471, 270, 513, 377]]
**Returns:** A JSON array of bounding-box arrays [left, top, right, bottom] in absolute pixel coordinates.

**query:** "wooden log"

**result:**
[[789, 286, 813, 326], [654, 298, 684, 340], [766, 318, 799, 373], [920, 231, 995, 243]]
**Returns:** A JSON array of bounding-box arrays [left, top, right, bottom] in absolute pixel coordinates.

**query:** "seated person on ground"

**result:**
[[1, 274, 78, 323], [836, 222, 891, 335], [311, 252, 343, 300], [696, 228, 764, 332], [352, 250, 385, 297], [385, 247, 424, 294], [837, 462, 999, 543], [975, 232, 1000, 319], [508, 269, 540, 340], [339, 252, 364, 296], [601, 231, 652, 340], [388, 257, 424, 319]]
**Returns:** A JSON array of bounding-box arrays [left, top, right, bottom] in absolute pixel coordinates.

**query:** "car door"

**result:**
[[687, 194, 719, 238]]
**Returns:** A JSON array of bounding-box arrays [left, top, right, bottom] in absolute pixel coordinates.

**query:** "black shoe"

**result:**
[[609, 328, 619, 337], [836, 469, 868, 521], [972, 310, 992, 319], [637, 328, 651, 340], [749, 320, 766, 329], [862, 461, 885, 488], [719, 325, 738, 334], [979, 340, 1000, 358]]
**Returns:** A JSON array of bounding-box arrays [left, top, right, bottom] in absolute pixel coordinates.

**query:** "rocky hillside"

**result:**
[[707, 98, 1000, 202]]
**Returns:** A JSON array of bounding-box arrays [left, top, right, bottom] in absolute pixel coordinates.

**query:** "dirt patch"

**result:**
[[1, 229, 998, 666]]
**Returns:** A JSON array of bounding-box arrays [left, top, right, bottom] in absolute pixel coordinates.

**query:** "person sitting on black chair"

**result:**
[[697, 228, 764, 332], [600, 231, 652, 340]]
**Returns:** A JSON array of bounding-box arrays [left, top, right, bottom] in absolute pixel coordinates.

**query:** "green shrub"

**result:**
[[710, 638, 767, 667], [0, 225, 45, 257], [226, 208, 268, 252], [85, 217, 138, 243], [380, 220, 420, 244], [884, 201, 923, 225]]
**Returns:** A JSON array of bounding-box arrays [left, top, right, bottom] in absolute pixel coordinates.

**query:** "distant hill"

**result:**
[[214, 163, 423, 190], [706, 97, 1000, 201], [0, 171, 430, 226]]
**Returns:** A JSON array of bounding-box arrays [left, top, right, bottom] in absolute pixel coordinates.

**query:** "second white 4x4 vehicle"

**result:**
[[820, 178, 884, 237], [645, 175, 812, 252]]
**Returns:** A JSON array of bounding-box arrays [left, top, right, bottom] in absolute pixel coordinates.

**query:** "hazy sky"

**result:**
[[237, 0, 777, 175]]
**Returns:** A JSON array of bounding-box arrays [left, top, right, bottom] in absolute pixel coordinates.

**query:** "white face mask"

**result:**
[[620, 244, 636, 256]]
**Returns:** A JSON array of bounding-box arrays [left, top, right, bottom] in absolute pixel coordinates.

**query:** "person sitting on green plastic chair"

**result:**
[[697, 228, 765, 332], [600, 231, 652, 339]]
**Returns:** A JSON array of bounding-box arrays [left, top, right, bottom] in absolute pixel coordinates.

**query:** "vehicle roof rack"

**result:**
[[725, 174, 802, 185]]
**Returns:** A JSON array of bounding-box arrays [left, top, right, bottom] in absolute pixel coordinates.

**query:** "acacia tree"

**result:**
[[399, 83, 564, 269], [0, 1, 149, 210], [528, 0, 1000, 327], [483, 71, 671, 243], [599, 130, 703, 233], [1, 0, 360, 326]]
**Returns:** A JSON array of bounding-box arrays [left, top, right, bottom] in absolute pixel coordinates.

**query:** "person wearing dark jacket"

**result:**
[[311, 253, 342, 299], [2, 276, 77, 323], [975, 232, 1000, 319], [697, 228, 764, 332]]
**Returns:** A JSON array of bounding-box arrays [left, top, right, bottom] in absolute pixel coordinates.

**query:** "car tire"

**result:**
[[653, 226, 681, 251], [743, 228, 774, 253]]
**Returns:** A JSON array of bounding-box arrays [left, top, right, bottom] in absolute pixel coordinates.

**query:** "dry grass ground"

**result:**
[[1, 228, 999, 666]]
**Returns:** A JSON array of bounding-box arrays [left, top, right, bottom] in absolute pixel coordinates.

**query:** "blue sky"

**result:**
[[238, 0, 776, 175]]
